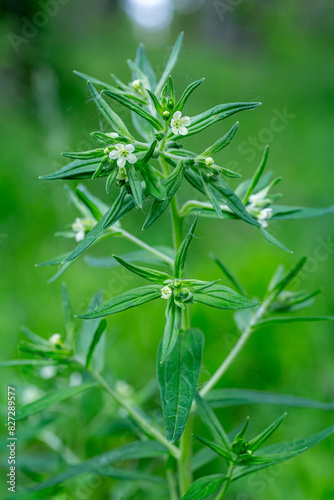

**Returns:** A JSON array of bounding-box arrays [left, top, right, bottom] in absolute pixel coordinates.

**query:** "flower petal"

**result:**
[[115, 143, 125, 151], [117, 156, 126, 168], [179, 126, 188, 136], [127, 153, 137, 164], [125, 144, 135, 153], [173, 110, 182, 120], [180, 116, 191, 126], [109, 150, 119, 160]]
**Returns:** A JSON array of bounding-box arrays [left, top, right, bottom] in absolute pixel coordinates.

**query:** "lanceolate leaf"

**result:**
[[113, 255, 172, 284], [76, 184, 109, 219], [181, 474, 225, 500], [195, 393, 230, 450], [232, 425, 334, 480], [76, 291, 105, 368], [206, 388, 334, 411], [202, 122, 239, 157], [29, 441, 168, 492], [126, 163, 143, 207], [193, 285, 258, 310], [103, 90, 163, 131], [140, 165, 167, 200], [243, 145, 269, 204], [155, 32, 184, 96], [88, 82, 132, 139], [194, 435, 232, 461], [253, 315, 334, 329], [158, 328, 204, 443], [143, 160, 185, 230], [103, 188, 135, 229], [174, 78, 204, 112], [86, 319, 107, 369], [271, 257, 307, 296], [78, 285, 162, 320], [135, 43, 157, 90], [39, 158, 102, 181], [174, 217, 198, 278], [17, 383, 97, 420], [271, 204, 334, 220], [260, 227, 292, 253], [210, 254, 246, 295], [160, 300, 183, 363], [248, 413, 287, 452], [201, 173, 224, 219]]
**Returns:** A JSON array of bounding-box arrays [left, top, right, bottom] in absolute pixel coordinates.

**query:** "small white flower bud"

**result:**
[[49, 333, 62, 346], [161, 285, 173, 300], [205, 157, 214, 166]]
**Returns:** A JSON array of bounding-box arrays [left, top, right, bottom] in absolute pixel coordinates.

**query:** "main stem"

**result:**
[[215, 464, 234, 500]]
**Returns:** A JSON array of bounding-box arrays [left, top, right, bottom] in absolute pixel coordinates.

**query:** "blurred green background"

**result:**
[[1, 0, 334, 498]]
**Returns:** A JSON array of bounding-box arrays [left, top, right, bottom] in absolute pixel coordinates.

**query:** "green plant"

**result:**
[[4, 33, 334, 499]]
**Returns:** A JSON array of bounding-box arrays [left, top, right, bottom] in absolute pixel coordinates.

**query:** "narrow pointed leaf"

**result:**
[[195, 393, 230, 450], [271, 204, 334, 220], [174, 78, 204, 112], [61, 283, 75, 346], [126, 163, 143, 207], [17, 383, 97, 420], [243, 145, 269, 204], [78, 285, 162, 320], [76, 184, 108, 219], [135, 43, 157, 90], [86, 319, 107, 369], [194, 435, 232, 461], [261, 227, 292, 253], [143, 160, 185, 230], [29, 441, 168, 491], [160, 300, 182, 362], [206, 388, 334, 411], [181, 474, 225, 500], [113, 255, 172, 284], [155, 32, 183, 95], [210, 254, 246, 295], [40, 158, 102, 181], [254, 315, 334, 329], [21, 326, 49, 346], [88, 82, 132, 139], [103, 188, 135, 229], [202, 122, 239, 156], [271, 257, 307, 295], [174, 216, 198, 278], [103, 90, 163, 131], [158, 328, 204, 443], [201, 173, 224, 219], [193, 285, 258, 310], [141, 165, 167, 200], [248, 413, 287, 452], [0, 359, 58, 367], [62, 149, 105, 160]]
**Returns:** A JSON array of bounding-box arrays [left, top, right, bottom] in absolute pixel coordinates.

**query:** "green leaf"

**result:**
[[17, 383, 97, 420], [146, 88, 164, 115], [260, 227, 292, 253], [200, 173, 224, 219], [206, 388, 334, 411], [270, 257, 306, 296], [271, 204, 334, 220], [61, 283, 75, 346], [73, 70, 118, 90], [0, 359, 58, 367], [29, 441, 168, 491], [103, 89, 163, 131], [248, 413, 287, 452], [126, 163, 143, 208], [39, 158, 102, 181], [21, 326, 49, 346], [102, 466, 165, 483], [113, 255, 172, 284], [181, 474, 225, 500], [193, 285, 258, 310], [232, 424, 334, 480], [208, 176, 260, 227], [61, 148, 105, 160], [174, 217, 198, 278], [158, 328, 204, 442], [86, 319, 107, 369], [135, 43, 157, 90], [160, 300, 183, 363], [78, 285, 162, 320], [194, 435, 232, 461], [195, 393, 230, 450], [210, 254, 246, 295], [76, 184, 108, 220], [87, 82, 132, 139], [183, 102, 261, 137], [174, 78, 204, 112], [155, 32, 184, 96], [143, 160, 185, 230], [103, 188, 135, 229], [254, 315, 334, 329], [141, 164, 167, 200], [243, 145, 269, 204], [85, 247, 174, 269], [201, 122, 239, 157]]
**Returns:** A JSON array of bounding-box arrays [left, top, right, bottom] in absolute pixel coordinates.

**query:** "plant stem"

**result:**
[[119, 228, 174, 267], [200, 296, 273, 397], [215, 464, 234, 500], [93, 371, 180, 459]]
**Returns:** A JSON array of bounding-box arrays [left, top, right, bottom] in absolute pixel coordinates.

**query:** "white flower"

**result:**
[[161, 285, 173, 300], [109, 144, 137, 169], [72, 217, 85, 242], [257, 208, 273, 228], [49, 333, 62, 346], [39, 365, 57, 380], [131, 79, 141, 90], [171, 111, 191, 136]]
